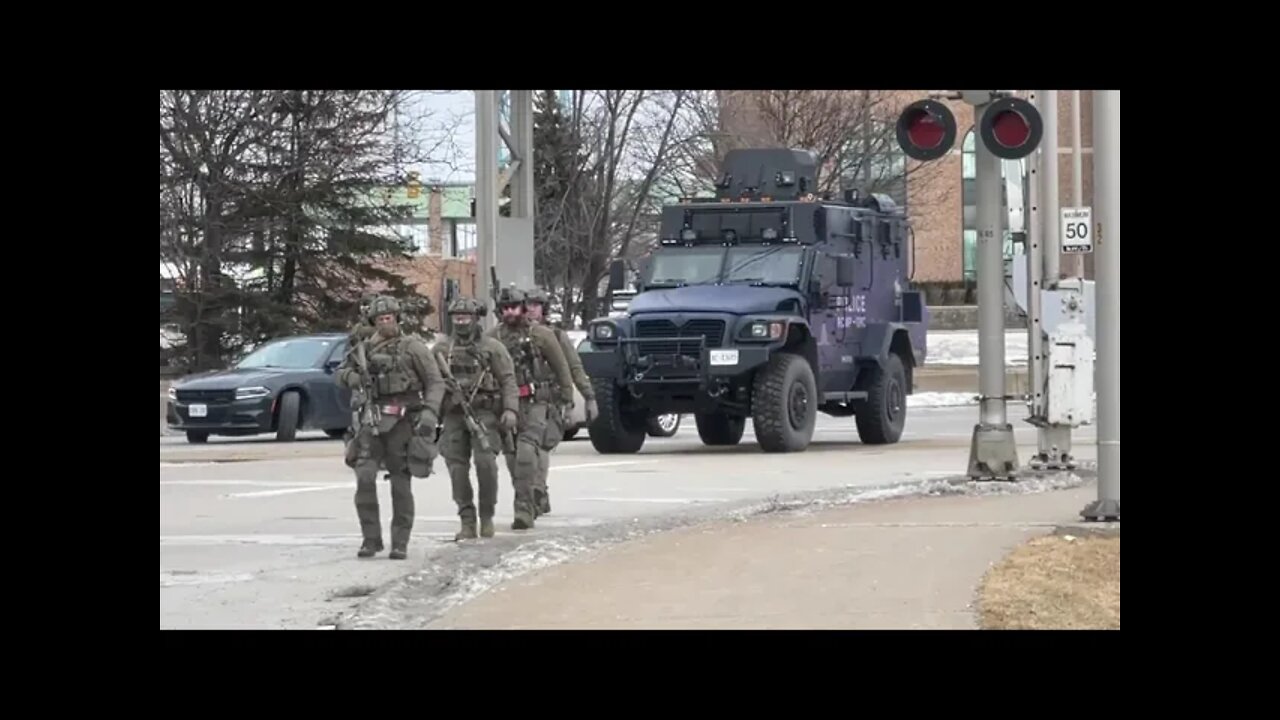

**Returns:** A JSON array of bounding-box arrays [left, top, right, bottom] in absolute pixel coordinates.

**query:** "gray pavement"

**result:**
[[160, 405, 1097, 629], [426, 483, 1102, 629]]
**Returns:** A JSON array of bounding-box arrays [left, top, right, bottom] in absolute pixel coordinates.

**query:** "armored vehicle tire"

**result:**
[[186, 430, 210, 444], [751, 353, 818, 453], [695, 413, 745, 446], [588, 379, 647, 454], [646, 413, 681, 437], [855, 352, 907, 444], [275, 390, 301, 442]]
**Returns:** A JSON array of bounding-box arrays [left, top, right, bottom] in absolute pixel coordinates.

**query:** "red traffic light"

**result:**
[[895, 100, 957, 162], [979, 97, 1043, 160]]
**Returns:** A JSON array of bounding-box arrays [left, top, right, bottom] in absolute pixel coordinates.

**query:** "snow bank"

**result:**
[[927, 330, 1027, 367], [908, 392, 978, 408]]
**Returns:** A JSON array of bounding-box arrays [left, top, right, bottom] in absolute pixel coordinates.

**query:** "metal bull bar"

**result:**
[[618, 334, 708, 384]]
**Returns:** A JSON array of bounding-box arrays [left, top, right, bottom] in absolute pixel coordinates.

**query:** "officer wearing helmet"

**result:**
[[485, 286, 574, 530], [434, 297, 519, 540], [335, 295, 445, 559], [522, 286, 597, 515]]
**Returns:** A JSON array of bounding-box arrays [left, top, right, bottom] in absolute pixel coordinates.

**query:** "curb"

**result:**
[[1053, 521, 1120, 538], [335, 465, 1097, 630]]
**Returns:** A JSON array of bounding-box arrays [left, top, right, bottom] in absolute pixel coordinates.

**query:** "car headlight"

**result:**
[[235, 386, 272, 400], [747, 321, 785, 340], [593, 322, 617, 340], [168, 387, 177, 401]]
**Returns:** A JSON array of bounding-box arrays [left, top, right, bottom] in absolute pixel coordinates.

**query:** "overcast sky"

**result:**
[[406, 91, 476, 184]]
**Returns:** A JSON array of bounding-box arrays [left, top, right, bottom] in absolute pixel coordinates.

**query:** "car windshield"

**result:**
[[236, 338, 334, 369], [645, 245, 804, 287]]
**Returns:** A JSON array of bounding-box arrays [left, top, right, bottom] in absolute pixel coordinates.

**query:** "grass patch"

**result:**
[[979, 535, 1119, 630]]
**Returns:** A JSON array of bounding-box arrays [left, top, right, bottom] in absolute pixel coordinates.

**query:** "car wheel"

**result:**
[[275, 390, 302, 442], [186, 430, 210, 444], [563, 426, 580, 441], [646, 413, 681, 437]]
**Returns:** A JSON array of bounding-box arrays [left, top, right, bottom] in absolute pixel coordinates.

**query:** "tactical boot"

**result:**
[[455, 519, 478, 541], [357, 538, 384, 558], [537, 490, 552, 516], [479, 517, 495, 538], [511, 515, 534, 531], [389, 545, 408, 560]]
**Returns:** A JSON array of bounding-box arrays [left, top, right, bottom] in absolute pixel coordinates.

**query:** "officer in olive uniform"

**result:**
[[336, 296, 445, 559], [485, 287, 574, 530], [523, 287, 598, 515], [434, 298, 519, 540]]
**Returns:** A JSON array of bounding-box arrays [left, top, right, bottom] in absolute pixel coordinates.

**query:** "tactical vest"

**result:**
[[503, 327, 553, 397], [446, 341, 499, 400], [366, 336, 422, 400]]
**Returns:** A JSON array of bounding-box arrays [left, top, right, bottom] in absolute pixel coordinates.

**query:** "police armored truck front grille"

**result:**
[[175, 389, 236, 403], [634, 319, 725, 357]]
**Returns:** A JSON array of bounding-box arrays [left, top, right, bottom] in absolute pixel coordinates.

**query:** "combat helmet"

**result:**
[[496, 286, 527, 308], [447, 297, 488, 317], [365, 295, 402, 322], [524, 287, 550, 306]]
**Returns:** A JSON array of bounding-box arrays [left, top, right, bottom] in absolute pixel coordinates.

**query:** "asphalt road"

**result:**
[[159, 406, 1098, 629]]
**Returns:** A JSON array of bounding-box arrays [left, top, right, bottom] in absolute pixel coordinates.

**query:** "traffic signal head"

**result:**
[[895, 100, 957, 162], [979, 97, 1043, 160]]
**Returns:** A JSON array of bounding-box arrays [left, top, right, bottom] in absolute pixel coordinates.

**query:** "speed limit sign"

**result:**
[[1061, 207, 1092, 254]]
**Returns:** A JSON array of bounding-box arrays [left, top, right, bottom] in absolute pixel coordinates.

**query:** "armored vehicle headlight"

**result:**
[[593, 323, 616, 340], [236, 386, 272, 400], [748, 321, 784, 339]]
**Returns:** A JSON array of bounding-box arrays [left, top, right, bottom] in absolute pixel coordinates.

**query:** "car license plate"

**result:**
[[189, 404, 208, 418], [709, 350, 739, 366]]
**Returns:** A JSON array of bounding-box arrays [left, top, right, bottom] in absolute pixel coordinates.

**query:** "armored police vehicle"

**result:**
[[579, 148, 928, 454]]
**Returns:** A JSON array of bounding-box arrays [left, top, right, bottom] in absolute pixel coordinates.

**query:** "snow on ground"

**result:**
[[927, 330, 1027, 367], [908, 392, 978, 408]]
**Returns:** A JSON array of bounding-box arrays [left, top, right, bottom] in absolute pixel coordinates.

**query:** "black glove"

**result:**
[[415, 409, 439, 436]]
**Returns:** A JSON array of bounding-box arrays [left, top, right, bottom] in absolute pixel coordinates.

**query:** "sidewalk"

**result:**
[[427, 483, 1102, 629]]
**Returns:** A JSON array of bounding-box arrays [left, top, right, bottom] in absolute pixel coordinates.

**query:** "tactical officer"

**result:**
[[523, 287, 597, 515], [434, 298, 519, 540], [336, 295, 445, 559], [486, 287, 574, 530]]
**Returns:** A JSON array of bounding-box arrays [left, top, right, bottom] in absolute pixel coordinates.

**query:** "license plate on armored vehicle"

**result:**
[[189, 404, 208, 418], [709, 350, 739, 366]]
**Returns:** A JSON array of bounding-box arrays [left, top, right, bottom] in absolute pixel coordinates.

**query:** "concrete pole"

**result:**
[[967, 96, 1019, 480], [1063, 89, 1086, 279], [1082, 90, 1120, 522], [1026, 92, 1046, 420], [1040, 91, 1060, 283], [475, 90, 499, 327]]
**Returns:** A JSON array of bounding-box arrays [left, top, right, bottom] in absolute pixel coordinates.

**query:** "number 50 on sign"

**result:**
[[1061, 207, 1092, 254]]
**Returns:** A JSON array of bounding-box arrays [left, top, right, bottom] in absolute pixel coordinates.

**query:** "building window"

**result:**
[[451, 220, 477, 259]]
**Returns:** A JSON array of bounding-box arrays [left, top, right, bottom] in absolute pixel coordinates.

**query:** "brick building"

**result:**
[[717, 90, 1096, 291]]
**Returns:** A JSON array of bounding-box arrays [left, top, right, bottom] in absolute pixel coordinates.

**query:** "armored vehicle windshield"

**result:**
[[644, 244, 805, 289]]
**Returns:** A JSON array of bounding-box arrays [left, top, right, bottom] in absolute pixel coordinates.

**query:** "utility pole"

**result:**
[[1082, 90, 1119, 522], [1062, 90, 1086, 280], [964, 90, 1018, 480], [474, 90, 536, 328]]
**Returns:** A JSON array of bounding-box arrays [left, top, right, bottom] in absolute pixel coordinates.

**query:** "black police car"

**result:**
[[166, 333, 353, 444]]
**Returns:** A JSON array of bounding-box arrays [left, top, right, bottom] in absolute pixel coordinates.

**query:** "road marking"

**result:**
[[160, 572, 255, 587], [162, 480, 331, 487], [555, 460, 660, 471], [572, 497, 722, 504], [223, 484, 350, 499]]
